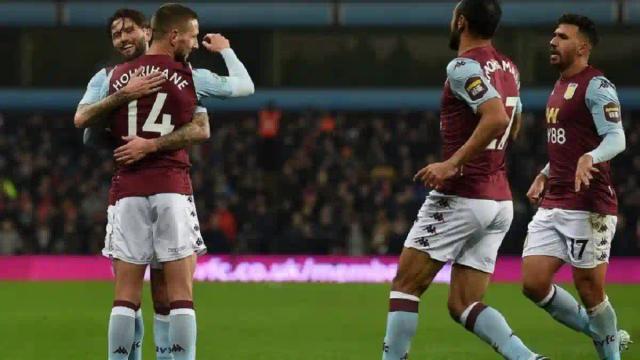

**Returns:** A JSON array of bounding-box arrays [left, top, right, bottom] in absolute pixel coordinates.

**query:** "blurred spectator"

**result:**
[[0, 219, 22, 254], [0, 110, 638, 256]]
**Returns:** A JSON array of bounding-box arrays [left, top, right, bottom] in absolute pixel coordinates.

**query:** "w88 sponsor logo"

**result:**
[[547, 127, 566, 144]]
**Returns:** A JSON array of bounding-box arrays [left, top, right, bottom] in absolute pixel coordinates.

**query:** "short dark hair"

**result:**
[[107, 8, 148, 36], [457, 0, 502, 39], [151, 3, 198, 38], [557, 14, 599, 47]]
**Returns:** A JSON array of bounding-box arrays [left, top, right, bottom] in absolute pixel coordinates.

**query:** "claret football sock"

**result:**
[[382, 291, 420, 360], [108, 300, 137, 360], [154, 305, 174, 360], [459, 302, 535, 360], [588, 297, 620, 360], [169, 301, 197, 360]]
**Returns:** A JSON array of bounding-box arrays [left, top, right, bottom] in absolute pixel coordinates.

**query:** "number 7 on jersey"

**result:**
[[486, 96, 519, 150]]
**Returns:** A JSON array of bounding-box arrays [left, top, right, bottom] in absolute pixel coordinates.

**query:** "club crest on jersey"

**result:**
[[604, 102, 621, 123], [465, 76, 488, 101], [564, 83, 578, 100]]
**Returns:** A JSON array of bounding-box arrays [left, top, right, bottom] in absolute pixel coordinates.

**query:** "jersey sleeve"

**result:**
[[79, 69, 108, 105], [585, 76, 623, 135], [194, 101, 207, 114], [192, 68, 234, 100], [446, 58, 500, 113]]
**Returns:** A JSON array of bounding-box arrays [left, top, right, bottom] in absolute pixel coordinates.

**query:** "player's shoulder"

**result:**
[[446, 57, 482, 81], [86, 67, 110, 89], [587, 75, 617, 92]]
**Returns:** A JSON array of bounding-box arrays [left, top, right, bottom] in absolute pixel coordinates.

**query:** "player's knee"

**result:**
[[150, 283, 168, 303], [575, 279, 605, 307], [522, 279, 550, 303], [446, 297, 467, 322], [391, 272, 424, 297]]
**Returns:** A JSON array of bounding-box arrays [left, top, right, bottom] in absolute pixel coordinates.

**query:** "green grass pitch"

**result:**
[[1, 282, 638, 359]]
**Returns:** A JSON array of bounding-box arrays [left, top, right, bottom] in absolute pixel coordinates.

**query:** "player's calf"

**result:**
[[382, 248, 443, 360], [164, 258, 197, 360], [151, 269, 174, 360], [109, 301, 138, 360], [154, 304, 174, 360], [449, 265, 544, 360], [574, 266, 621, 360]]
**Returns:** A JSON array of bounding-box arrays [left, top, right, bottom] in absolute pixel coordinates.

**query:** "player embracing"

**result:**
[[381, 1, 547, 359], [75, 7, 253, 360], [522, 14, 631, 360], [79, 4, 214, 359]]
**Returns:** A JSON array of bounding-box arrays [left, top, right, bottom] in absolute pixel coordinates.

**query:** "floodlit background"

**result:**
[[0, 1, 638, 359]]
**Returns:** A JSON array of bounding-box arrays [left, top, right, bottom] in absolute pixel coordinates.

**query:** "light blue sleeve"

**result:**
[[585, 76, 623, 135], [192, 68, 233, 100], [79, 69, 108, 105], [587, 130, 625, 164], [446, 57, 500, 113], [585, 76, 625, 163]]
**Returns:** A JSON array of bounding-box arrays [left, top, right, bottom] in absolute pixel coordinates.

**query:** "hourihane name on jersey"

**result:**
[[111, 65, 191, 92]]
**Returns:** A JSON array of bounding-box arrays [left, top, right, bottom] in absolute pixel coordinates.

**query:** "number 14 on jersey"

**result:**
[[128, 93, 175, 136]]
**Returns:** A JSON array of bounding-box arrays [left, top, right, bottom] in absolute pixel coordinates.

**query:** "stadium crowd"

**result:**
[[0, 109, 639, 256]]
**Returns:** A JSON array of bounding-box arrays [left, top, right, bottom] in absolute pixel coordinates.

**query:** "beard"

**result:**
[[122, 37, 147, 61], [550, 49, 573, 72], [174, 51, 189, 63], [448, 27, 462, 51]]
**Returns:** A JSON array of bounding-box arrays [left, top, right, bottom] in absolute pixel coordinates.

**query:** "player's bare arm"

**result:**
[[74, 69, 166, 128], [414, 97, 509, 188], [113, 111, 210, 165], [510, 112, 522, 140], [527, 171, 548, 205], [574, 154, 600, 192]]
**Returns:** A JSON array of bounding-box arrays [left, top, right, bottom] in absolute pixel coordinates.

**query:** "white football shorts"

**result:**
[[404, 191, 513, 274], [523, 208, 616, 268], [102, 193, 206, 265]]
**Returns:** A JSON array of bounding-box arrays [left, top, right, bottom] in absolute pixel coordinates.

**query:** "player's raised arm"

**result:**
[[113, 107, 210, 166], [73, 67, 166, 128], [575, 76, 626, 192], [194, 33, 255, 98]]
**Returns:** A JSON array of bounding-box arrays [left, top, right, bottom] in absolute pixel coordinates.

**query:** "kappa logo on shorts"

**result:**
[[431, 212, 444, 222], [196, 238, 204, 246], [436, 198, 452, 209], [415, 237, 430, 248], [422, 225, 437, 234], [598, 252, 608, 261]]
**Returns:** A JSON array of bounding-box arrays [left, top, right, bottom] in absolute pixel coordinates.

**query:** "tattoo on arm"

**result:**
[[153, 112, 210, 152], [75, 92, 127, 128]]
